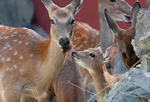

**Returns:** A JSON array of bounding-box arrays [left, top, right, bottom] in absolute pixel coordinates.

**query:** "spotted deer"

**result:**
[[0, 0, 83, 101], [104, 1, 141, 70], [71, 0, 132, 95], [72, 44, 118, 102]]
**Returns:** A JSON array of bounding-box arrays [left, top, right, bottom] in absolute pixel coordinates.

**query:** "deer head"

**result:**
[[42, 0, 83, 48], [72, 45, 118, 70], [104, 2, 141, 69], [98, 0, 132, 23]]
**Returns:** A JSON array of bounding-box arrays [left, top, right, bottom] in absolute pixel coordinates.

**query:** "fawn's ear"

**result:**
[[65, 0, 83, 15], [96, 44, 103, 53], [105, 8, 121, 37], [131, 1, 141, 27], [103, 44, 118, 63]]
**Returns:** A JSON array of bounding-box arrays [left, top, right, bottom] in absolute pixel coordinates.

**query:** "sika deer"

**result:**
[[104, 2, 141, 69], [72, 45, 118, 102], [0, 0, 83, 101]]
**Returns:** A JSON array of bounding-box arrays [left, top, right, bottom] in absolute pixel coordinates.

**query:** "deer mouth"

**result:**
[[72, 52, 80, 60], [61, 45, 72, 53], [123, 15, 132, 23]]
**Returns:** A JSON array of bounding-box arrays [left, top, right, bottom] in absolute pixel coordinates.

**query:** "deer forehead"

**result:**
[[87, 48, 101, 53], [53, 8, 73, 22]]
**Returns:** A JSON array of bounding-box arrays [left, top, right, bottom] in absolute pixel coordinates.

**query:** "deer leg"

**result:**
[[21, 96, 35, 102], [4, 86, 21, 102]]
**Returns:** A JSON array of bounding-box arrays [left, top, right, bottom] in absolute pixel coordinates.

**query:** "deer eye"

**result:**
[[122, 52, 127, 59], [50, 19, 55, 24], [89, 53, 95, 58], [71, 19, 75, 24], [110, 0, 116, 2]]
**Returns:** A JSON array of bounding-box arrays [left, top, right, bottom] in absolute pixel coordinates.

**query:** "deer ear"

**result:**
[[96, 44, 103, 53], [103, 44, 118, 63], [104, 8, 120, 37], [131, 1, 141, 27], [41, 0, 59, 15], [66, 0, 83, 15]]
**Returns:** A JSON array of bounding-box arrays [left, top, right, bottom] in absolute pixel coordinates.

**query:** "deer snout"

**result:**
[[59, 38, 70, 47], [72, 51, 77, 56]]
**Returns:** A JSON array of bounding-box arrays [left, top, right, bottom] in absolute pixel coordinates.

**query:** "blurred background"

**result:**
[[31, 0, 146, 34], [0, 0, 146, 37]]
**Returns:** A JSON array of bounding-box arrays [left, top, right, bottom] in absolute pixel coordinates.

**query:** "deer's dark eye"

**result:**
[[122, 52, 127, 59], [89, 53, 95, 58], [50, 19, 55, 24], [71, 19, 75, 24], [110, 0, 116, 2]]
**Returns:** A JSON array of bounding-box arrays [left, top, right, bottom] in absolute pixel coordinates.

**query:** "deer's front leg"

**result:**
[[21, 96, 35, 102], [4, 86, 21, 102]]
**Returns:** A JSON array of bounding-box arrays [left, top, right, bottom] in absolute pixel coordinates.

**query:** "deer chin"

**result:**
[[123, 15, 132, 23], [61, 45, 72, 53]]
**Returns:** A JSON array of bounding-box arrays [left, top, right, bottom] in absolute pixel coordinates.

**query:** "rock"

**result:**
[[106, 1, 150, 102], [0, 0, 34, 27], [106, 68, 150, 102]]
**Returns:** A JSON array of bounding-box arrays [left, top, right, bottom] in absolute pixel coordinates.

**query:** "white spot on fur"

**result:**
[[20, 56, 24, 60], [6, 57, 12, 62], [30, 54, 34, 57], [2, 47, 7, 50], [10, 68, 13, 71], [5, 26, 9, 29], [20, 69, 24, 73], [14, 51, 18, 55], [4, 36, 9, 39], [25, 42, 29, 45], [18, 41, 22, 44], [1, 58, 5, 62], [9, 47, 13, 50], [18, 62, 21, 65], [14, 32, 18, 34], [11, 35, 15, 37], [13, 64, 18, 69], [13, 39, 18, 42], [84, 27, 89, 31]]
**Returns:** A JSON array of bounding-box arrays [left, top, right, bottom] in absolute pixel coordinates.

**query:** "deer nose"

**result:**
[[72, 51, 76, 56], [59, 38, 70, 47]]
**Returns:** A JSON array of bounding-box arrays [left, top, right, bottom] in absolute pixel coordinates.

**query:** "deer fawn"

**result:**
[[0, 0, 83, 101], [72, 44, 118, 102], [102, 65, 122, 88], [104, 2, 141, 70], [71, 0, 132, 96]]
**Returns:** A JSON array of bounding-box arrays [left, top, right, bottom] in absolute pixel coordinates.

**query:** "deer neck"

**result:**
[[88, 64, 108, 101], [98, 2, 114, 51], [37, 34, 67, 93]]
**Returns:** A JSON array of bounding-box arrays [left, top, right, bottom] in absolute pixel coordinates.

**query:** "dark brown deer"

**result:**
[[104, 2, 141, 69]]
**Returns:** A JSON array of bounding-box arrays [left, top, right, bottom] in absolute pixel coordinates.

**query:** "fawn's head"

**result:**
[[72, 45, 118, 70], [42, 0, 83, 48], [98, 0, 132, 23], [105, 2, 141, 69]]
